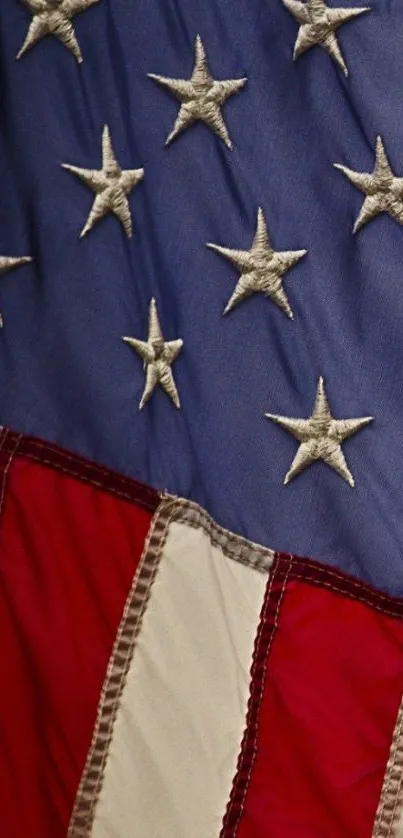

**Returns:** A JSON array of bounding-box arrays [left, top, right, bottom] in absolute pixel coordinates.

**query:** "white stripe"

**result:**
[[91, 519, 267, 838]]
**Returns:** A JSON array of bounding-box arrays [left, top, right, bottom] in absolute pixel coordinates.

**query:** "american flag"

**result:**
[[1, 1, 403, 836]]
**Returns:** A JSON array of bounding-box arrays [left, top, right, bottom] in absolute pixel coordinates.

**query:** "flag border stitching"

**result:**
[[219, 554, 292, 836], [67, 495, 173, 838], [0, 429, 159, 511], [66, 493, 275, 837], [220, 552, 403, 837], [0, 428, 23, 518], [1, 429, 403, 835], [372, 696, 403, 838]]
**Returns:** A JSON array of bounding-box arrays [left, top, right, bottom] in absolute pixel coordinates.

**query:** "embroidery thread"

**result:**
[[207, 207, 307, 318], [17, 0, 101, 63], [123, 298, 183, 410], [265, 376, 373, 486], [0, 255, 32, 327], [282, 0, 370, 77], [148, 35, 246, 150], [335, 136, 403, 233], [62, 125, 144, 238]]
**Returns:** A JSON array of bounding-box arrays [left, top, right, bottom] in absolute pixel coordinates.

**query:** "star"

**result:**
[[148, 35, 247, 149], [0, 255, 32, 327], [265, 377, 373, 486], [334, 136, 403, 233], [282, 0, 370, 77], [62, 125, 144, 238], [123, 299, 183, 410], [207, 208, 307, 317], [17, 0, 100, 63]]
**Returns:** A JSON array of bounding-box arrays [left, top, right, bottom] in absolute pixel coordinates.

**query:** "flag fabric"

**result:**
[[1, 429, 403, 837], [1, 0, 402, 596], [1, 0, 403, 835]]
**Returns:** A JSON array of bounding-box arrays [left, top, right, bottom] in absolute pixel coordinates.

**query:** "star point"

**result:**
[[123, 299, 183, 410], [17, 0, 100, 62], [62, 125, 144, 238], [148, 36, 246, 149], [207, 209, 307, 317], [335, 136, 403, 232], [0, 254, 33, 327], [282, 0, 370, 76], [265, 377, 373, 486]]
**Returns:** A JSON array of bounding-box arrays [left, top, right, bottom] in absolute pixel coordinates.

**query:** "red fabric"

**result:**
[[0, 429, 159, 512], [0, 452, 153, 838], [232, 560, 403, 838]]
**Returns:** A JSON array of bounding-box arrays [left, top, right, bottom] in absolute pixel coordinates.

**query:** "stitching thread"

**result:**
[[163, 493, 274, 573], [235, 556, 291, 835], [68, 500, 274, 838], [290, 573, 403, 619], [67, 497, 175, 838], [290, 558, 398, 601], [387, 759, 403, 838], [220, 555, 291, 837], [372, 695, 403, 838], [0, 433, 158, 511], [23, 452, 150, 505], [229, 569, 276, 837], [4, 430, 403, 615], [0, 430, 22, 521]]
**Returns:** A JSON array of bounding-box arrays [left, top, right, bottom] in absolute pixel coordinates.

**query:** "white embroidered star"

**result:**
[[265, 377, 373, 486], [334, 136, 403, 233], [0, 254, 32, 327], [17, 0, 100, 63], [123, 299, 183, 410], [207, 208, 307, 317], [148, 35, 247, 149], [62, 125, 144, 238], [282, 0, 370, 76]]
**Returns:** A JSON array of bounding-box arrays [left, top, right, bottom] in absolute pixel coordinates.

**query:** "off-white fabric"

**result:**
[[91, 519, 267, 838]]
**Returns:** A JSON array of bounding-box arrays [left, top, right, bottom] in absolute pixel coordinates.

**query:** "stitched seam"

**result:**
[[289, 556, 403, 604], [372, 695, 403, 838], [11, 457, 273, 573], [20, 452, 157, 507], [9, 433, 403, 610], [0, 431, 21, 521], [387, 765, 403, 838], [3, 435, 158, 511], [68, 497, 275, 838], [219, 555, 291, 837], [3, 439, 273, 573], [0, 428, 9, 507], [233, 556, 291, 836], [163, 494, 274, 573], [290, 574, 403, 619], [0, 427, 7, 451], [7, 434, 403, 612], [23, 439, 153, 490], [22, 446, 156, 497], [230, 569, 276, 836], [67, 498, 176, 838], [378, 711, 403, 835], [220, 571, 275, 836], [20, 437, 139, 475]]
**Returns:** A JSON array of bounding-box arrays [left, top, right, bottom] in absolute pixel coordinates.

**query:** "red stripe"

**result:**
[[220, 556, 291, 836], [0, 428, 160, 512], [0, 450, 153, 838], [224, 556, 403, 838]]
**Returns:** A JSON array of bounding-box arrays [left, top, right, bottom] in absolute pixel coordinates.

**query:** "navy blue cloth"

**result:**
[[0, 0, 401, 593]]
